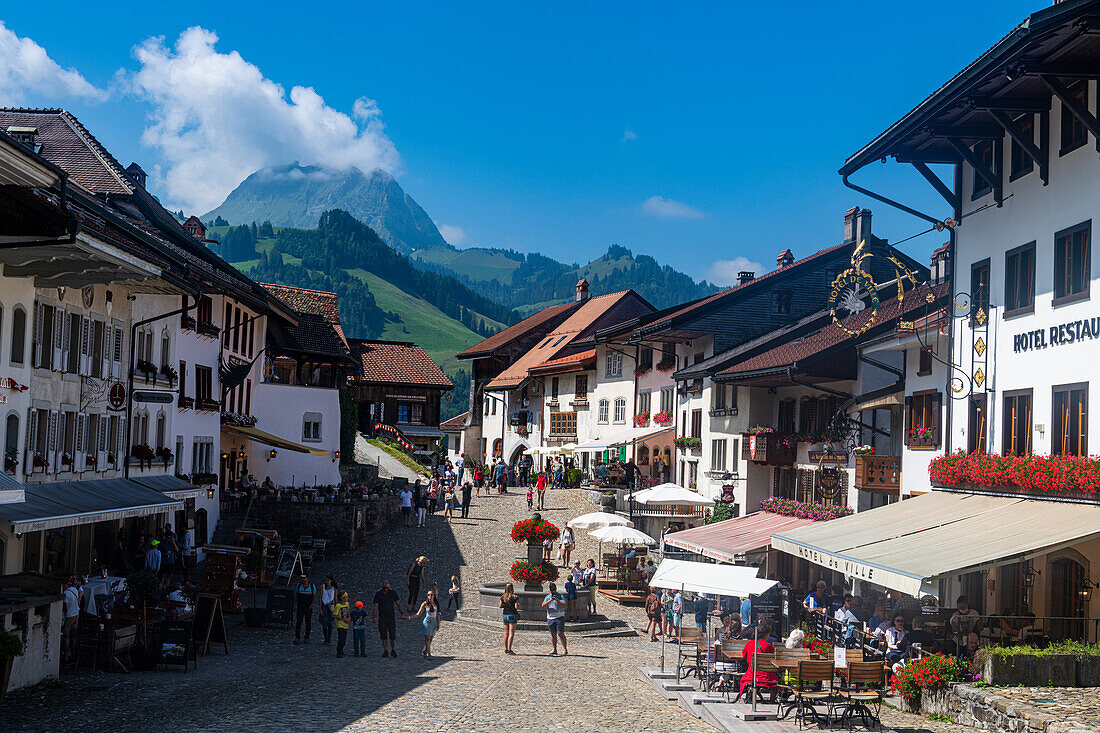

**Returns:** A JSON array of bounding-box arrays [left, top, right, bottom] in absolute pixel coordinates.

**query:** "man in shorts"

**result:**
[[541, 582, 568, 656], [399, 486, 413, 527], [372, 579, 406, 658]]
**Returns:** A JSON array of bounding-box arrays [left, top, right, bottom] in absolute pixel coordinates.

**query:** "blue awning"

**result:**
[[0, 471, 23, 491], [0, 478, 182, 533], [131, 474, 204, 499]]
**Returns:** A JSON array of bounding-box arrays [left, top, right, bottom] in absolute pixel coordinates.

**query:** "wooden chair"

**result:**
[[709, 644, 747, 699], [298, 535, 314, 550], [737, 651, 778, 705], [312, 539, 328, 564], [778, 659, 837, 729], [837, 661, 886, 729], [74, 613, 104, 671]]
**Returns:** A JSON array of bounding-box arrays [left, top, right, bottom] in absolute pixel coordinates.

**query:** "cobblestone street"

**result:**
[[1, 488, 702, 732]]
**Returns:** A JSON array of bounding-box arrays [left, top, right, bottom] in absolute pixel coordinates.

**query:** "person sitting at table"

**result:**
[[868, 602, 888, 635], [739, 621, 778, 699], [900, 616, 935, 656], [718, 613, 743, 640], [261, 476, 275, 491], [850, 595, 871, 623], [958, 631, 980, 660], [998, 607, 1019, 640], [885, 614, 908, 664], [803, 580, 828, 614]]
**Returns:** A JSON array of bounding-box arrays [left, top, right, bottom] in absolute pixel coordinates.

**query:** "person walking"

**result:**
[[334, 591, 351, 658], [526, 485, 534, 511], [645, 587, 663, 642], [460, 481, 472, 519], [499, 583, 519, 654], [428, 480, 439, 515], [564, 574, 580, 622], [372, 579, 406, 658], [416, 486, 428, 528], [474, 465, 483, 497], [560, 525, 575, 568], [541, 582, 568, 655], [583, 559, 598, 616], [319, 576, 337, 645], [144, 539, 162, 574], [412, 589, 440, 658], [160, 524, 179, 581], [400, 486, 413, 527], [61, 578, 81, 662], [351, 600, 369, 657], [293, 573, 317, 644], [443, 485, 456, 522], [536, 471, 547, 510], [407, 556, 428, 607], [447, 575, 461, 611]]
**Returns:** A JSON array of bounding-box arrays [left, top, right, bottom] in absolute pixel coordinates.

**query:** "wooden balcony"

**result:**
[[854, 455, 901, 494]]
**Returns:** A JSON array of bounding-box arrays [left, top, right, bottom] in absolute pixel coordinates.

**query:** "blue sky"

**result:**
[[1, 1, 1038, 284]]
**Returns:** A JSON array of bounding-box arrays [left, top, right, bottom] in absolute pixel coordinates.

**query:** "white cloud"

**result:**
[[127, 27, 399, 213], [706, 257, 767, 286], [437, 223, 466, 246], [0, 21, 107, 104], [621, 127, 638, 143], [640, 195, 705, 220]]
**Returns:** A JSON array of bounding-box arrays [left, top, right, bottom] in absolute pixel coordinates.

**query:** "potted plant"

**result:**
[[242, 550, 266, 627], [160, 364, 178, 387], [0, 627, 24, 701], [126, 570, 161, 671], [135, 359, 158, 383], [3, 448, 16, 474], [155, 446, 173, 466]]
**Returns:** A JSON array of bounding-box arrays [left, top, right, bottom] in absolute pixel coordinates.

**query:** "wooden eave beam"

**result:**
[[911, 162, 961, 216], [965, 96, 1051, 113], [1026, 61, 1100, 79], [1040, 74, 1100, 143], [892, 148, 961, 165], [928, 123, 1005, 140], [988, 109, 1049, 184], [945, 136, 1003, 205]]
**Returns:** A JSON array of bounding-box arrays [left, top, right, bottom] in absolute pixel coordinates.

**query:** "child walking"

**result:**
[[526, 486, 534, 510], [447, 576, 462, 610], [350, 600, 368, 657], [334, 591, 351, 658]]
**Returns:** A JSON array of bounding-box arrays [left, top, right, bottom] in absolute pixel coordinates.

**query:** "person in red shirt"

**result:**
[[740, 621, 778, 698], [536, 472, 547, 510]]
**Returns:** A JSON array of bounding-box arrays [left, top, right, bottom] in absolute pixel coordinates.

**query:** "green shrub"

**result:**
[[708, 502, 734, 524], [0, 628, 24, 658], [982, 640, 1100, 657], [564, 468, 584, 488]]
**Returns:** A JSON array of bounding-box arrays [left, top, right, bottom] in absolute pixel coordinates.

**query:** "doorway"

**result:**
[[1050, 557, 1087, 641]]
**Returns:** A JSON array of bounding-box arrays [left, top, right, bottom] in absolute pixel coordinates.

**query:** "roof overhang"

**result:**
[[0, 133, 62, 187]]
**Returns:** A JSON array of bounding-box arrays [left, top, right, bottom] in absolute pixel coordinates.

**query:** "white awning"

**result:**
[[574, 425, 674, 451], [649, 559, 777, 598], [771, 491, 1100, 596], [845, 388, 903, 414]]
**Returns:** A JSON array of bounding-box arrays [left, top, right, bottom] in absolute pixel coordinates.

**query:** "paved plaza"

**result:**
[[0, 487, 1014, 732]]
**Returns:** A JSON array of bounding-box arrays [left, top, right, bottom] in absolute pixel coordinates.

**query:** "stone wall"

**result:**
[[246, 497, 400, 553], [919, 684, 1094, 733]]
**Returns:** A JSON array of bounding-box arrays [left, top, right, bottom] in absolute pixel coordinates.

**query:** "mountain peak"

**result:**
[[203, 163, 447, 254]]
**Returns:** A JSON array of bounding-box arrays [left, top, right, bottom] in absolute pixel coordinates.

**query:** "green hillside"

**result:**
[[410, 245, 523, 283]]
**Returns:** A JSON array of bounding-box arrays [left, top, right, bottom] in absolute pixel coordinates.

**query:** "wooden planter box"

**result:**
[[741, 433, 795, 465], [853, 455, 901, 494]]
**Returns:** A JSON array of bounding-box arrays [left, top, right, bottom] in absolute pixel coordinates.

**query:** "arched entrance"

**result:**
[[195, 508, 209, 548], [1050, 555, 1087, 641], [491, 437, 503, 460]]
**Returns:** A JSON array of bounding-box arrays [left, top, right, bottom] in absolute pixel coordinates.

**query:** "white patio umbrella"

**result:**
[[629, 483, 712, 506], [567, 512, 633, 530], [589, 525, 657, 545]]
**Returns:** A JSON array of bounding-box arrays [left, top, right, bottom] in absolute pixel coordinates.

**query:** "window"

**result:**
[[639, 346, 653, 370], [1054, 222, 1090, 305], [970, 259, 990, 325], [396, 403, 423, 424], [905, 390, 942, 449], [691, 409, 702, 439], [1003, 390, 1033, 456], [799, 396, 817, 433], [968, 395, 987, 454], [1010, 114, 1035, 180], [66, 313, 80, 373], [777, 398, 795, 434], [549, 411, 577, 437], [4, 414, 18, 473], [1004, 243, 1036, 315], [197, 296, 212, 324], [917, 347, 933, 377], [711, 439, 726, 472], [597, 399, 609, 423], [174, 436, 184, 476], [551, 377, 559, 399], [38, 304, 55, 370], [303, 412, 322, 441], [10, 307, 26, 365], [971, 139, 996, 199], [90, 321, 104, 378], [1053, 383, 1088, 456], [660, 387, 674, 413], [233, 308, 242, 353], [660, 342, 676, 368], [712, 384, 735, 412], [179, 361, 187, 398], [772, 291, 792, 315], [606, 352, 622, 378], [638, 391, 651, 414], [613, 398, 627, 423], [1060, 81, 1089, 155], [155, 412, 166, 450], [574, 374, 588, 399], [191, 437, 213, 474], [195, 365, 213, 402], [160, 332, 170, 370]]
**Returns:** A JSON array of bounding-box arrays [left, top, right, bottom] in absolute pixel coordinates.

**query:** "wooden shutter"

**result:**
[[904, 396, 912, 448], [112, 326, 123, 379], [32, 302, 43, 368], [75, 413, 85, 469], [98, 415, 108, 469], [25, 408, 37, 470], [798, 468, 814, 503], [772, 467, 781, 497], [55, 411, 67, 470], [931, 391, 943, 448], [102, 326, 112, 380], [46, 411, 57, 473], [52, 308, 64, 370], [61, 311, 71, 373], [806, 399, 818, 433], [80, 316, 91, 375], [115, 417, 125, 468]]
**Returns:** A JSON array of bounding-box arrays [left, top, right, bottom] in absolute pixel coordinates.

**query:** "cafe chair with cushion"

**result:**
[[778, 659, 837, 729], [837, 661, 886, 729]]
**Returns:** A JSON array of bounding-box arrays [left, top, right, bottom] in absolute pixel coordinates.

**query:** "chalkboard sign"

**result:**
[[157, 617, 196, 672], [193, 592, 229, 657], [265, 587, 295, 628], [273, 549, 303, 585], [755, 586, 786, 638]]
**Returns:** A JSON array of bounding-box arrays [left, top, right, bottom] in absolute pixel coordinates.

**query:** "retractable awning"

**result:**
[[845, 386, 903, 414], [0, 478, 182, 533], [573, 425, 674, 451], [771, 491, 1100, 596], [222, 425, 329, 455], [650, 559, 777, 598], [131, 474, 204, 500], [663, 511, 817, 562]]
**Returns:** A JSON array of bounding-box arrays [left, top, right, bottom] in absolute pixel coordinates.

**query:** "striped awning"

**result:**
[[663, 511, 816, 562]]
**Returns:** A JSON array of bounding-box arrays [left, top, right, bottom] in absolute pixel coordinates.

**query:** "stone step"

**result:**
[[649, 677, 695, 700], [677, 690, 726, 718]]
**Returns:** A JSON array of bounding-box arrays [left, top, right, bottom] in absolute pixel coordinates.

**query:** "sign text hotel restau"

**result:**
[[1013, 318, 1100, 353], [790, 545, 877, 582]]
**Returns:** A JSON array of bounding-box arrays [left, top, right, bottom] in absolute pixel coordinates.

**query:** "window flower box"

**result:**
[[60, 453, 74, 468], [135, 359, 158, 383], [653, 410, 673, 427], [155, 446, 174, 465], [130, 444, 155, 469], [180, 314, 196, 331], [760, 497, 852, 521], [929, 451, 1100, 497], [674, 436, 702, 450], [178, 395, 194, 410], [656, 359, 676, 373], [220, 411, 257, 427], [741, 432, 796, 466], [515, 425, 529, 438], [190, 472, 218, 486], [633, 411, 650, 427], [160, 364, 178, 387], [196, 398, 221, 413], [85, 455, 98, 468], [32, 452, 48, 469], [4, 449, 19, 474], [197, 321, 220, 339]]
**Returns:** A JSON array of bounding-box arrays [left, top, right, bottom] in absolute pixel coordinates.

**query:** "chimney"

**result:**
[[575, 278, 590, 302], [855, 208, 872, 244], [126, 162, 147, 188], [776, 249, 794, 269], [737, 271, 755, 286], [843, 206, 859, 243], [6, 126, 38, 152]]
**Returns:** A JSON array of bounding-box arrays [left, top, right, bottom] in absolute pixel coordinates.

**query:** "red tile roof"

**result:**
[[529, 348, 596, 375], [720, 282, 948, 377], [350, 340, 453, 388], [439, 411, 469, 432], [457, 301, 581, 359], [261, 283, 341, 324]]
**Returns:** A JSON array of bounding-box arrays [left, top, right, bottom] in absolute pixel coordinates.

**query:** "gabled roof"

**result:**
[[268, 312, 351, 361], [528, 348, 596, 376], [486, 291, 649, 390], [262, 283, 346, 344], [440, 411, 469, 432], [350, 339, 453, 389], [457, 301, 581, 359]]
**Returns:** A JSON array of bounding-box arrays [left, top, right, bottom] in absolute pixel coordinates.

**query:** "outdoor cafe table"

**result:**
[[82, 576, 126, 616]]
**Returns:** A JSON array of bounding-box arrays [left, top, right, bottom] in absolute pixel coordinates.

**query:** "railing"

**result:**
[[854, 455, 901, 494]]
